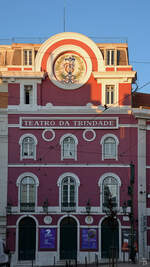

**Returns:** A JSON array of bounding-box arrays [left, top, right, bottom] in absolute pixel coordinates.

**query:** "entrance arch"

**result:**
[[101, 217, 119, 258], [60, 217, 77, 260], [18, 217, 36, 260]]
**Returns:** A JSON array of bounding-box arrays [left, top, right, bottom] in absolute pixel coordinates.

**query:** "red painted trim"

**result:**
[[8, 67, 22, 71], [24, 68, 32, 71], [117, 67, 132, 71], [106, 67, 115, 71]]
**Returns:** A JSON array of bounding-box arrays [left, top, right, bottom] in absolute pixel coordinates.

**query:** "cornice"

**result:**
[[93, 70, 136, 81], [0, 71, 43, 80], [8, 104, 132, 115], [132, 108, 150, 120]]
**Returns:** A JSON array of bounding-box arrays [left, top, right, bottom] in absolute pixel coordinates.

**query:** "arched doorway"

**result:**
[[60, 217, 77, 260], [101, 217, 119, 258], [18, 217, 36, 260]]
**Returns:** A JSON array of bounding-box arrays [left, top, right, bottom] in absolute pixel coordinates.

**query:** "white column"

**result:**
[[0, 113, 8, 241], [138, 119, 147, 260]]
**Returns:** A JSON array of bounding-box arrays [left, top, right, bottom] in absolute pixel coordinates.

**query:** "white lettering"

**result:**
[[21, 119, 117, 128]]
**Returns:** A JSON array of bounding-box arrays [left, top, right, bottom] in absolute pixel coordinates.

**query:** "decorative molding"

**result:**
[[35, 32, 104, 72], [47, 45, 92, 90], [83, 129, 96, 142], [42, 128, 55, 142], [9, 163, 130, 168]]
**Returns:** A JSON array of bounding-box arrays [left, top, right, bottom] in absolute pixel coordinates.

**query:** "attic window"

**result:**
[[106, 50, 115, 65], [24, 50, 32, 65]]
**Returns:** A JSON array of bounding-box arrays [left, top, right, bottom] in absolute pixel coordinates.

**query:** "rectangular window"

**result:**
[[107, 50, 115, 65], [24, 85, 33, 104], [105, 85, 115, 105], [24, 50, 32, 65]]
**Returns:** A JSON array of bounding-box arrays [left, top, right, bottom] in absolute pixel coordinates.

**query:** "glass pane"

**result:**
[[29, 184, 35, 202], [23, 137, 34, 157], [63, 185, 68, 202], [29, 51, 32, 65], [24, 51, 28, 65], [111, 50, 114, 65], [24, 85, 33, 104], [111, 90, 114, 104], [63, 137, 75, 158], [107, 50, 110, 65], [103, 177, 118, 208], [104, 138, 116, 158], [21, 184, 27, 202], [70, 185, 75, 203]]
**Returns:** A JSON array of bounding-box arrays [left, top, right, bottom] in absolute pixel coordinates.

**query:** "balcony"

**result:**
[[20, 202, 35, 212], [61, 202, 76, 212]]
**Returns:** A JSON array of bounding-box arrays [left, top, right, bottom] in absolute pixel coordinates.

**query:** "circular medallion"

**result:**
[[47, 45, 92, 90], [85, 215, 93, 224], [83, 129, 96, 142], [54, 53, 86, 86], [44, 216, 52, 224], [42, 128, 55, 142]]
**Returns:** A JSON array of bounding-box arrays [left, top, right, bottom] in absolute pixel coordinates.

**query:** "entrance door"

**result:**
[[101, 218, 119, 258], [18, 217, 36, 260], [60, 217, 77, 259]]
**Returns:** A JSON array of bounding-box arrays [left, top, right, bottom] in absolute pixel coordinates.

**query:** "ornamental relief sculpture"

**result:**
[[54, 53, 86, 85]]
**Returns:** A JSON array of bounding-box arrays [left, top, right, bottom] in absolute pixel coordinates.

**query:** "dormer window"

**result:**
[[24, 50, 32, 65], [107, 50, 115, 65]]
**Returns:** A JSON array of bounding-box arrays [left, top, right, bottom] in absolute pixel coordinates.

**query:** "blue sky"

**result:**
[[1, 0, 150, 93]]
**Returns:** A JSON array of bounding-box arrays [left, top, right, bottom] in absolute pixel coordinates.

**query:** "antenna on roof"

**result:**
[[64, 0, 66, 32]]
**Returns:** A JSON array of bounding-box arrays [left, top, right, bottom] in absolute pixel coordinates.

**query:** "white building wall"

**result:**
[[138, 118, 147, 260]]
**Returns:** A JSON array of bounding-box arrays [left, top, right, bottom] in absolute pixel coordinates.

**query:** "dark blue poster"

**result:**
[[81, 228, 97, 250], [40, 228, 56, 249]]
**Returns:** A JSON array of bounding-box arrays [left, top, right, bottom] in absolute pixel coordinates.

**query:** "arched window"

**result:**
[[60, 134, 78, 160], [57, 172, 80, 212], [100, 134, 119, 160], [98, 173, 121, 212], [61, 176, 76, 211], [20, 176, 35, 212], [17, 173, 39, 212], [102, 177, 118, 211], [19, 134, 37, 160]]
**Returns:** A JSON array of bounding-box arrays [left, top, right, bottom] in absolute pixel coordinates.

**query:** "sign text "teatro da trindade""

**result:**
[[20, 117, 118, 129]]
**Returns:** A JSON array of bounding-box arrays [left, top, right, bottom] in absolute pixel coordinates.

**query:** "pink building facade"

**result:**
[[1, 32, 149, 266]]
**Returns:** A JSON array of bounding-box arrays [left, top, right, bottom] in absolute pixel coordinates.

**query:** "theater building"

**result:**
[[0, 32, 150, 266]]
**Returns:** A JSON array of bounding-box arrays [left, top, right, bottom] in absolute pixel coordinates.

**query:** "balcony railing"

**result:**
[[61, 202, 76, 212], [20, 202, 35, 212], [0, 36, 128, 45]]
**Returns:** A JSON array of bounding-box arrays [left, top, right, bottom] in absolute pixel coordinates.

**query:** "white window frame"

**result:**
[[16, 172, 39, 213], [19, 134, 37, 160], [57, 172, 80, 212], [98, 173, 121, 213], [100, 134, 119, 160], [60, 134, 78, 161], [106, 49, 115, 66], [24, 85, 33, 105], [23, 49, 33, 65], [105, 85, 115, 105], [20, 81, 37, 107], [101, 82, 118, 107]]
